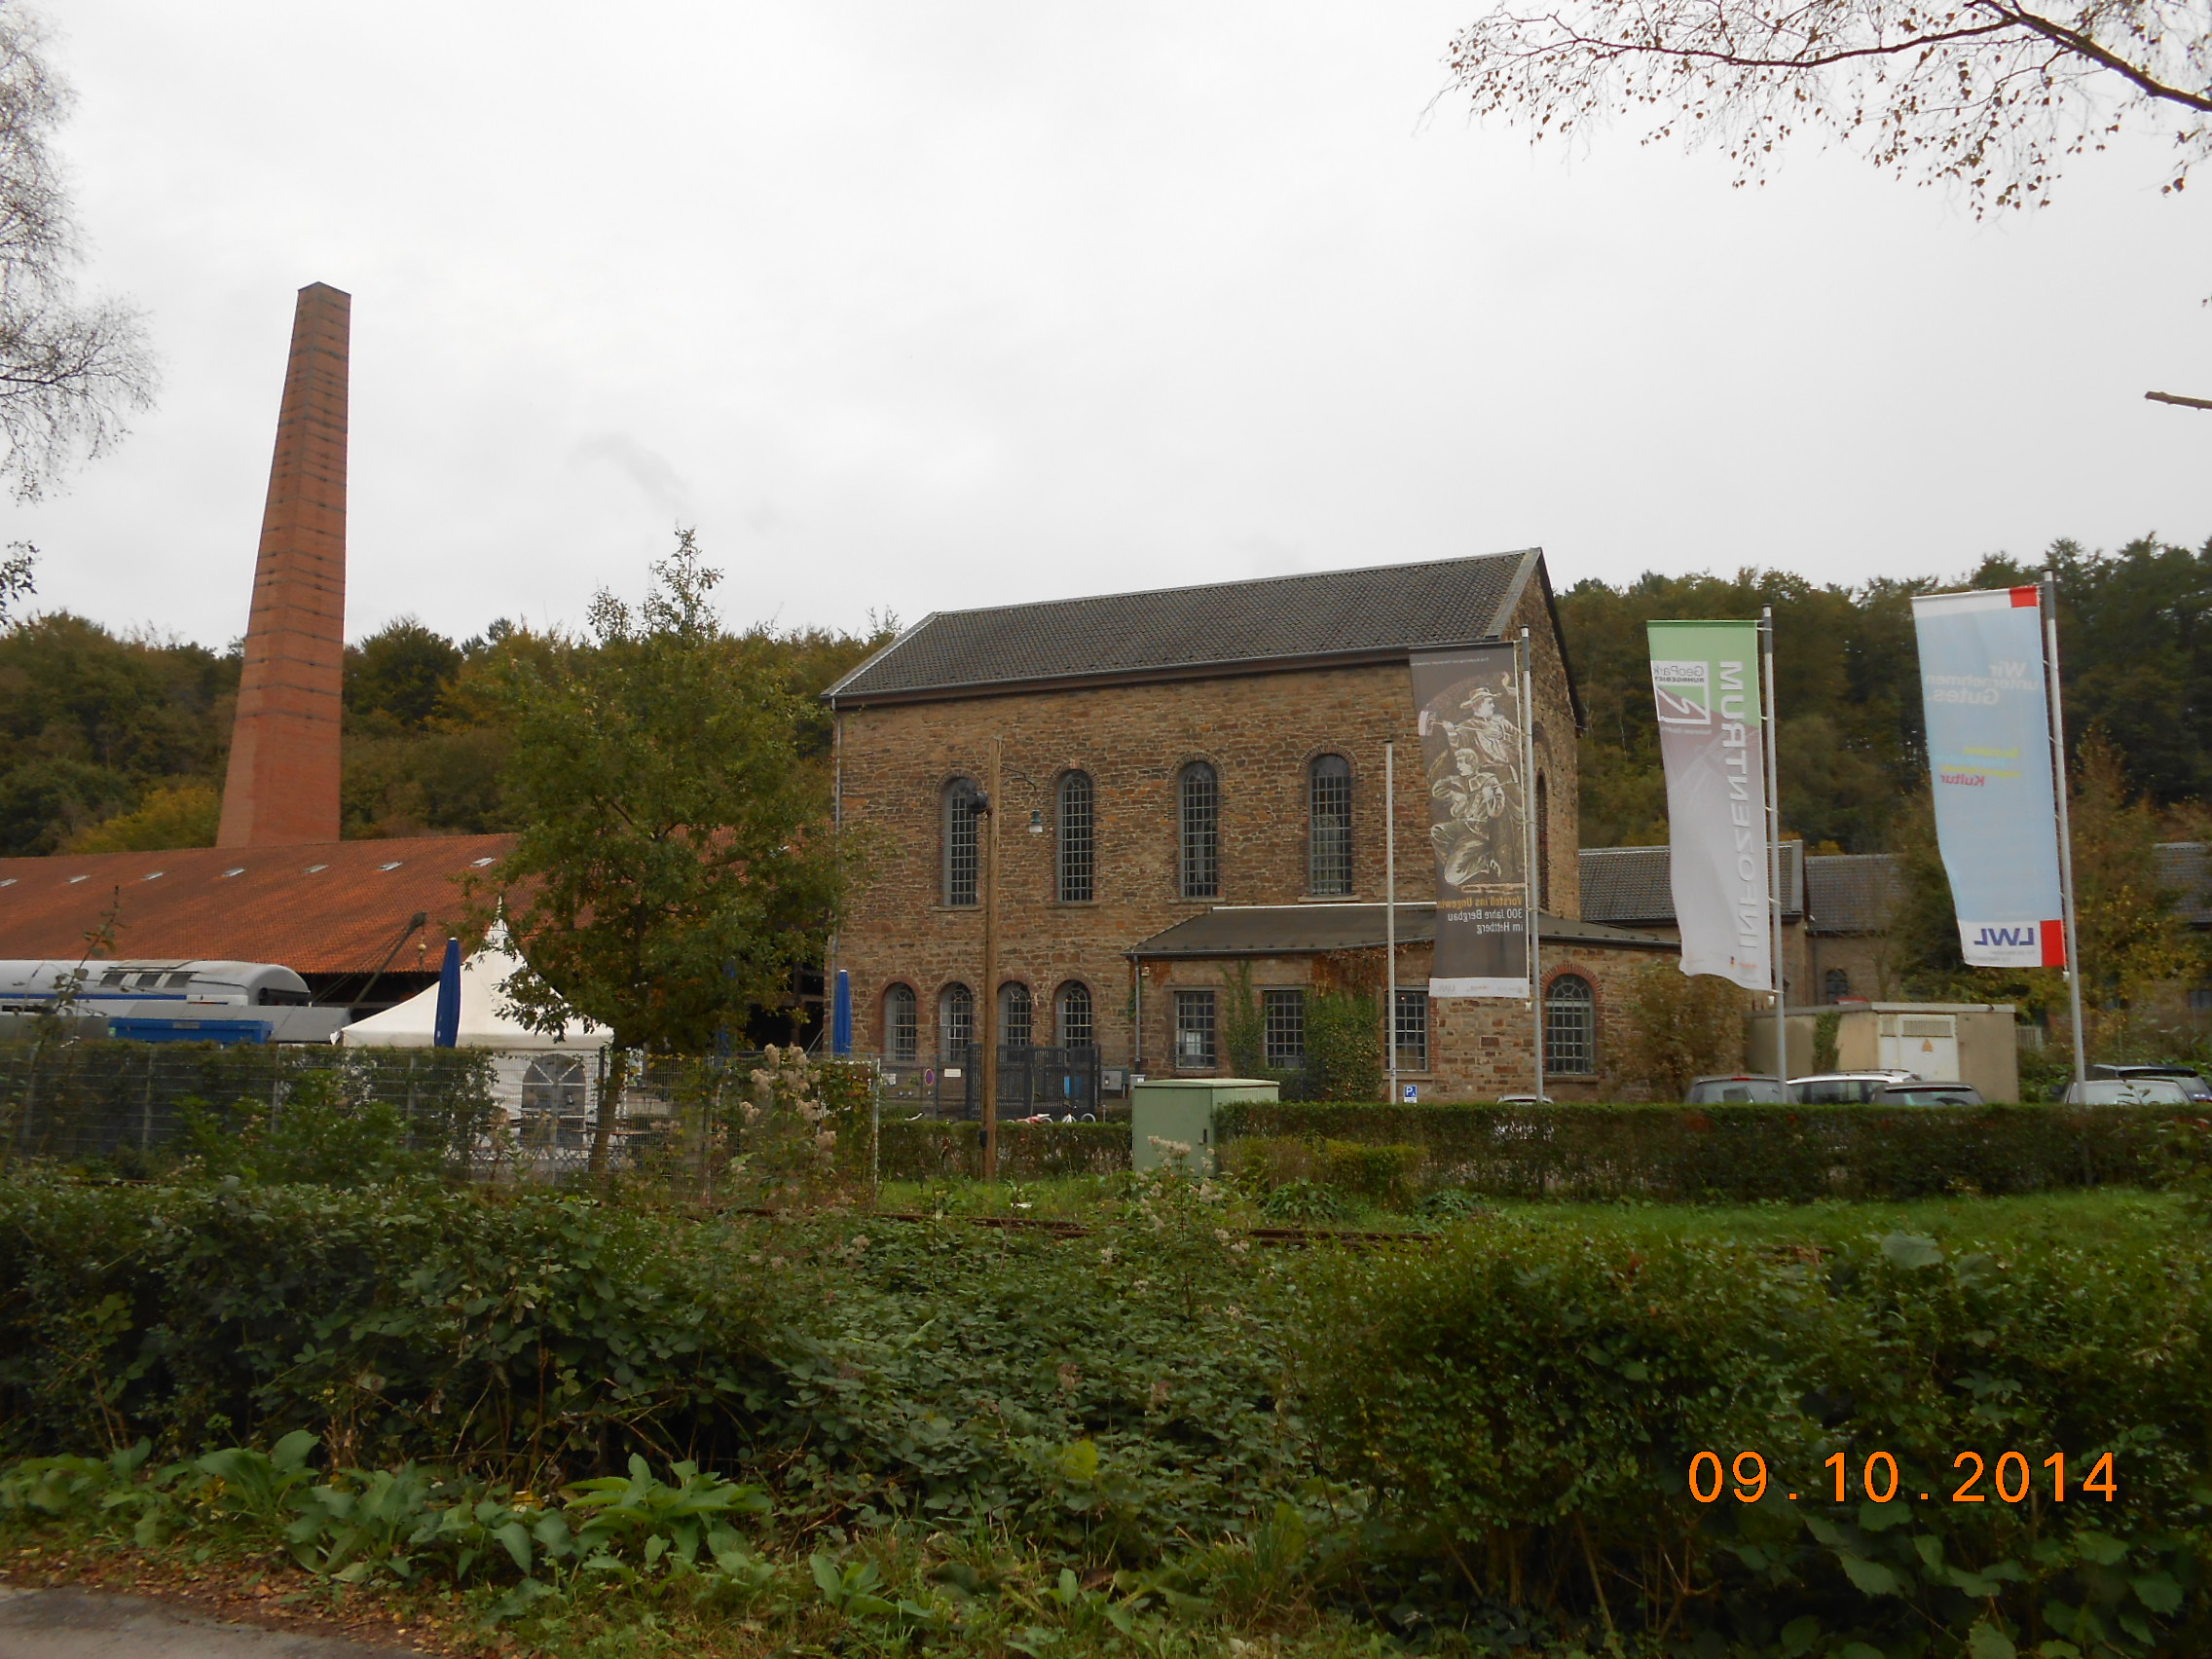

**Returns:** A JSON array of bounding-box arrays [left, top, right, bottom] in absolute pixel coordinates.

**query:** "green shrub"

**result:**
[[1258, 1179, 1350, 1224], [1301, 1207, 2212, 1655], [876, 1119, 1127, 1182], [1217, 1101, 2186, 1201], [1305, 991, 1381, 1103]]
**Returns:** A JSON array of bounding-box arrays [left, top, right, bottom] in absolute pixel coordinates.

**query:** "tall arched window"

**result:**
[[884, 983, 918, 1063], [1535, 774, 1551, 911], [942, 778, 980, 906], [1179, 762, 1219, 899], [1825, 968, 1852, 1003], [1057, 771, 1095, 903], [1000, 981, 1034, 1048], [1056, 980, 1093, 1049], [939, 982, 973, 1059], [1309, 755, 1352, 895], [1544, 974, 1596, 1076]]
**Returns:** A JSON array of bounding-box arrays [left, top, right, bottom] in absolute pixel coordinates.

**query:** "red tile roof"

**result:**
[[0, 835, 519, 974]]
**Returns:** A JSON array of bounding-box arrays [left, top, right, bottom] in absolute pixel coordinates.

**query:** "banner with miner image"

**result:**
[[1411, 644, 1529, 998], [1646, 619, 1772, 992]]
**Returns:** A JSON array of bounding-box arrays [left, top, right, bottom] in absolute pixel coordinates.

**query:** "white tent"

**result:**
[[338, 924, 610, 1051]]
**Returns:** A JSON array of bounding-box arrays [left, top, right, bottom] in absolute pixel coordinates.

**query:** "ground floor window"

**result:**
[[1057, 980, 1093, 1047], [885, 984, 918, 1062], [1001, 982, 1034, 1048], [2194, 983, 2212, 1013], [1174, 989, 1217, 1068], [1263, 989, 1306, 1069], [1393, 988, 1428, 1072], [940, 983, 973, 1058], [1544, 974, 1596, 1075], [1825, 968, 1852, 1003]]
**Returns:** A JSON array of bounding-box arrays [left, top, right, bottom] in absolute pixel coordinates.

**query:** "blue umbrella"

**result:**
[[832, 969, 853, 1057], [432, 937, 461, 1049]]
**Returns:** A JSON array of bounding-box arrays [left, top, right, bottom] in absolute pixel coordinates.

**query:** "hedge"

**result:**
[[1216, 1101, 2188, 1200], [875, 1117, 1129, 1182]]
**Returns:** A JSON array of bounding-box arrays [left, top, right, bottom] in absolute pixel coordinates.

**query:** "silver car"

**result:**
[[2061, 1077, 2192, 1105], [1787, 1071, 1917, 1104]]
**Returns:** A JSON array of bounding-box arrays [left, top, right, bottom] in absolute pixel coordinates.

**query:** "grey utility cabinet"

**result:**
[[1129, 1078, 1279, 1175]]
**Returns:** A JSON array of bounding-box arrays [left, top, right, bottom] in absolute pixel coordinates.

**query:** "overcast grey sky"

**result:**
[[11, 0, 2209, 648]]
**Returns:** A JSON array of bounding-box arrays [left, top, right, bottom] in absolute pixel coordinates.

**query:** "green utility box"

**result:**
[[1129, 1078, 1279, 1175]]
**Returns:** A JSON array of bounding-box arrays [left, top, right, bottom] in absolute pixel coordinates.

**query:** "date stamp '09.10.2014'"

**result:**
[[1690, 1451, 2119, 1507]]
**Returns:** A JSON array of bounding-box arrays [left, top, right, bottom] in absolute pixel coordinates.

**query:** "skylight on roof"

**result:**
[[304, 864, 329, 873], [221, 868, 244, 878], [143, 871, 164, 880], [472, 857, 496, 867], [378, 861, 402, 871], [0, 878, 15, 888], [66, 875, 88, 884]]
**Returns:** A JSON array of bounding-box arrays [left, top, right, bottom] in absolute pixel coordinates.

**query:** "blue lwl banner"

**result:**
[[1911, 585, 2067, 968]]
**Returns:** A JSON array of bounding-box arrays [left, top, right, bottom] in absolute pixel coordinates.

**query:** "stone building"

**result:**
[[825, 549, 1676, 1101]]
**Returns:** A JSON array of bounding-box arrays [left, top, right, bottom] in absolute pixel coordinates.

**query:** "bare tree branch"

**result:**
[[1448, 0, 2211, 210], [2146, 388, 2212, 409], [0, 6, 156, 499]]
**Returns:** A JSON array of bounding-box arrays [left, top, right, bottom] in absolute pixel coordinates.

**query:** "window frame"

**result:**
[[942, 777, 980, 907], [1000, 981, 1034, 1049], [1543, 972, 1598, 1076], [884, 983, 919, 1064], [1824, 967, 1852, 1004], [1392, 987, 1429, 1073], [1056, 770, 1096, 903], [1178, 761, 1220, 900], [1308, 754, 1353, 896], [939, 982, 974, 1060], [1263, 988, 1307, 1069], [1172, 988, 1217, 1069], [1056, 980, 1094, 1049]]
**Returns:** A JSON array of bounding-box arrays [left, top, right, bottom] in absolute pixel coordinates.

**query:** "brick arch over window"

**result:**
[[883, 982, 918, 1064], [941, 777, 980, 906], [1056, 769, 1095, 903], [1543, 970, 1597, 1076], [1309, 753, 1352, 896], [1178, 760, 1219, 899]]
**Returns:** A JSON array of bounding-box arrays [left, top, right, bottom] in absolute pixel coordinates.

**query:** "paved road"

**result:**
[[0, 1587, 423, 1659]]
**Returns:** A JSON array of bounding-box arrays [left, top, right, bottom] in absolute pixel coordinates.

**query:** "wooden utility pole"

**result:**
[[980, 737, 1001, 1180]]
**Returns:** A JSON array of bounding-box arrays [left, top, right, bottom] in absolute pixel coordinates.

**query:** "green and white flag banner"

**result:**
[[1647, 620, 1773, 993]]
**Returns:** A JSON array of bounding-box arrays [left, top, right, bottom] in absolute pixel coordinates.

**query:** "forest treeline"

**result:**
[[0, 609, 892, 856], [1560, 533, 2212, 851], [0, 533, 2203, 859]]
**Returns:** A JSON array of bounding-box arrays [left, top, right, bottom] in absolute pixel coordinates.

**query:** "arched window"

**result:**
[[1825, 968, 1852, 1003], [1535, 774, 1551, 912], [1057, 980, 1093, 1049], [1179, 762, 1219, 899], [884, 984, 918, 1063], [1309, 755, 1352, 895], [1000, 981, 1034, 1049], [942, 778, 980, 906], [1057, 771, 1095, 903], [939, 982, 973, 1059], [1544, 974, 1596, 1076]]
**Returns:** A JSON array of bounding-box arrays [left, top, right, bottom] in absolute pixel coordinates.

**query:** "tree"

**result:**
[[0, 8, 156, 498], [1609, 960, 1749, 1098], [482, 531, 852, 1174], [1447, 0, 2212, 213]]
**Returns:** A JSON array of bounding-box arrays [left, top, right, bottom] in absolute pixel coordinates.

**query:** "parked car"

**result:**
[[2089, 1064, 2212, 1102], [1683, 1074, 1787, 1103], [2062, 1077, 2193, 1105], [1787, 1071, 1917, 1104], [1873, 1082, 1984, 1106], [1494, 1093, 1554, 1105]]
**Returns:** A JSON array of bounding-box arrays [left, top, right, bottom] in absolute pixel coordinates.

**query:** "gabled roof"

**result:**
[[1578, 843, 1807, 927], [826, 548, 1581, 720], [0, 835, 518, 976], [1126, 903, 1676, 958], [1804, 853, 1905, 935]]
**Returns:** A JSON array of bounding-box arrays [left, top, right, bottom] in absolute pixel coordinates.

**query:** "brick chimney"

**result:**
[[218, 282, 350, 847]]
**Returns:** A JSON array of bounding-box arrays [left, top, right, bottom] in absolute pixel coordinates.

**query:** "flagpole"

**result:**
[[2042, 571, 2088, 1088], [1522, 627, 1543, 1102], [1384, 739, 1398, 1106], [1761, 608, 1787, 1083]]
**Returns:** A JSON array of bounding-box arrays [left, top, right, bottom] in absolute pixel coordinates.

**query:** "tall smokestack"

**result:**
[[218, 282, 350, 848]]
